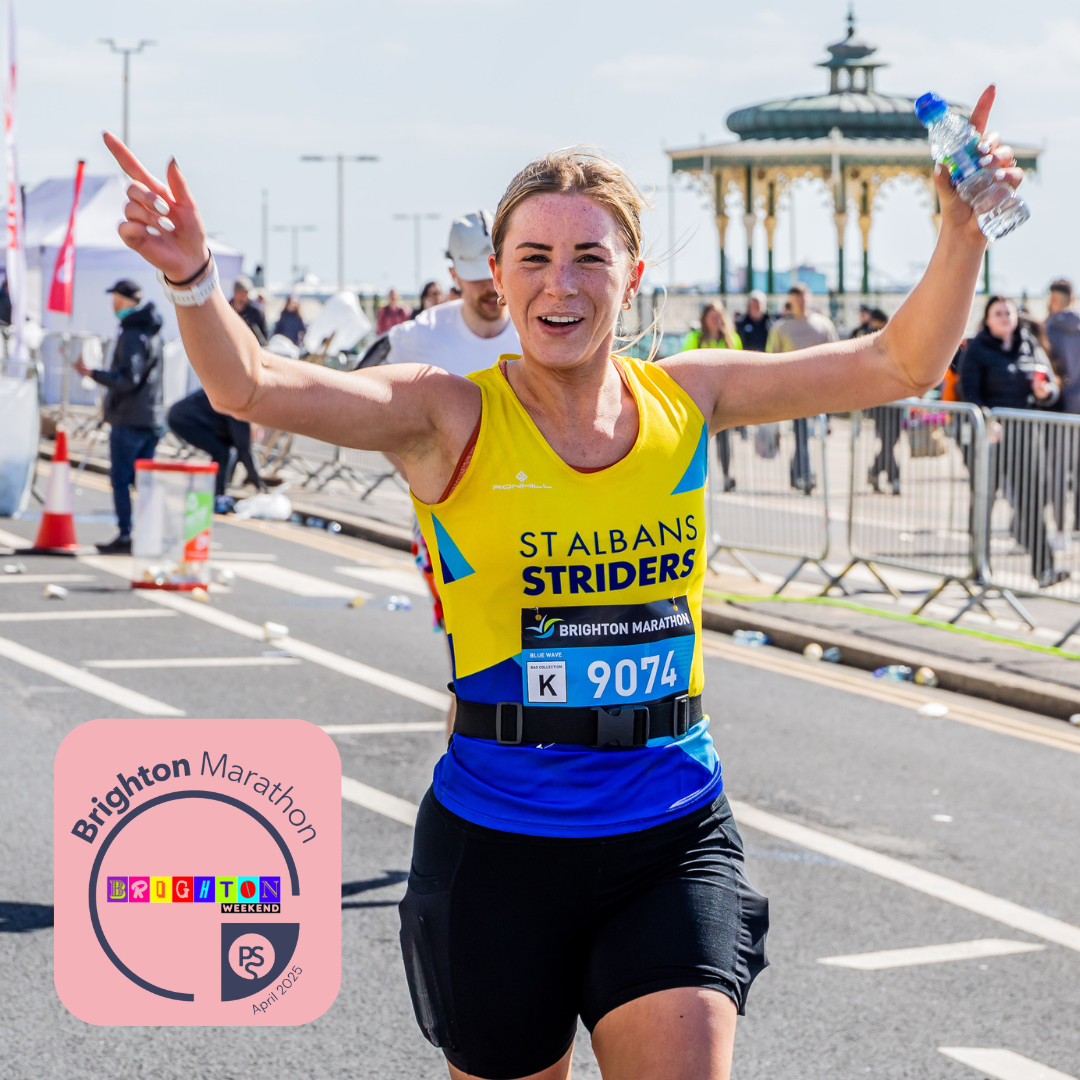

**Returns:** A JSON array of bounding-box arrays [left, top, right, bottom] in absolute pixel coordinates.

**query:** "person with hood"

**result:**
[[74, 279, 164, 555], [273, 295, 306, 346], [1046, 279, 1080, 414], [959, 294, 1065, 587]]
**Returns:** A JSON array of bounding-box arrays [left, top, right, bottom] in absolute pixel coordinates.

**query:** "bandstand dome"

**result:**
[[666, 7, 1039, 302]]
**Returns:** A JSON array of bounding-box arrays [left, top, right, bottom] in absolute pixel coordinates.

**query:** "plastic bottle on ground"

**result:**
[[732, 629, 768, 647], [822, 647, 842, 663], [915, 92, 1029, 240], [873, 665, 914, 681]]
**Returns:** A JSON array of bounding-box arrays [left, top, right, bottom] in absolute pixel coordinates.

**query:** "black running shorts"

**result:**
[[399, 789, 769, 1080]]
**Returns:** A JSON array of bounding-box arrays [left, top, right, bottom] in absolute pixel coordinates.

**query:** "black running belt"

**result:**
[[452, 693, 702, 748]]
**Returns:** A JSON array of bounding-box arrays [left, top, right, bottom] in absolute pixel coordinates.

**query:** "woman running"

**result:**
[[104, 85, 1018, 1080]]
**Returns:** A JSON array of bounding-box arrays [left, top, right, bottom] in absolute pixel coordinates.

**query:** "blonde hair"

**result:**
[[700, 301, 739, 350], [491, 147, 648, 266]]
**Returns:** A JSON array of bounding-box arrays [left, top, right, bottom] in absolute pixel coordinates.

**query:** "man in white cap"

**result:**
[[385, 210, 519, 372]]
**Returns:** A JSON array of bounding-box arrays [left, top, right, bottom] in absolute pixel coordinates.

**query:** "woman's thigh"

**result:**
[[591, 987, 737, 1080]]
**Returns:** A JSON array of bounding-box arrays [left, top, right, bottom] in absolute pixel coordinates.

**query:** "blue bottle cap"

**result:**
[[914, 92, 948, 125]]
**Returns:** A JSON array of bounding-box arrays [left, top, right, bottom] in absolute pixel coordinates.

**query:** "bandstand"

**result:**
[[666, 11, 1040, 316]]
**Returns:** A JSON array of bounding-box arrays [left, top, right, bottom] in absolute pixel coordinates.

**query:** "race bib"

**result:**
[[521, 599, 694, 708]]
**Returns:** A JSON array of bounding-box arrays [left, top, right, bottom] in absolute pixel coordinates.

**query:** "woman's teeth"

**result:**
[[540, 316, 582, 326]]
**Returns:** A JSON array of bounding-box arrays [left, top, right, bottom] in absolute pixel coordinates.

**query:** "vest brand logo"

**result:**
[[492, 472, 553, 491], [55, 717, 342, 1026], [516, 471, 527, 482]]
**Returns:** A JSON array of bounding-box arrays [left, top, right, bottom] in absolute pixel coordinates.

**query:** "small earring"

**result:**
[[622, 298, 632, 310], [496, 295, 507, 307]]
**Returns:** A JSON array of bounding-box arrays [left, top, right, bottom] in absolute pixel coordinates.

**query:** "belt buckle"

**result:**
[[673, 694, 691, 738], [494, 702, 523, 745], [592, 705, 650, 748]]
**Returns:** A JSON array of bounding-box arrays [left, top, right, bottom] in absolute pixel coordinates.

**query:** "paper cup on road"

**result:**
[[44, 584, 69, 599], [263, 621, 289, 641]]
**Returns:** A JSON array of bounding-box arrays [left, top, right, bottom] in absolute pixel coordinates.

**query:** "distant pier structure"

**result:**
[[666, 9, 1041, 298]]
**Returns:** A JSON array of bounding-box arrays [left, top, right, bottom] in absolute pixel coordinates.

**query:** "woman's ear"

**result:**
[[489, 252, 502, 297]]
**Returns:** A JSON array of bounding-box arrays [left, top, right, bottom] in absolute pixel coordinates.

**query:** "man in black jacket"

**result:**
[[74, 279, 164, 554]]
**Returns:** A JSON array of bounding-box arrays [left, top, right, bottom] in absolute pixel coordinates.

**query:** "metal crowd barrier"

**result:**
[[828, 401, 990, 609], [252, 429, 405, 500], [961, 408, 1080, 642], [706, 415, 830, 593]]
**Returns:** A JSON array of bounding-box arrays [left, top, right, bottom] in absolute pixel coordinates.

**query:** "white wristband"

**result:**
[[158, 257, 219, 307]]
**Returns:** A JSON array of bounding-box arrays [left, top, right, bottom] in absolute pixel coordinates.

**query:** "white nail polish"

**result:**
[[994, 169, 1006, 180], [158, 216, 175, 232], [978, 154, 994, 167], [146, 226, 161, 237], [153, 196, 169, 214]]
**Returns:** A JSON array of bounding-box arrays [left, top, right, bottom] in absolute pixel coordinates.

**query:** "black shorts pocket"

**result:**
[[398, 790, 464, 1051]]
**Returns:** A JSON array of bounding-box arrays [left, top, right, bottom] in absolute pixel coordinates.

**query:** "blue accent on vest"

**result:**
[[431, 514, 475, 583], [433, 721, 722, 838], [454, 654, 523, 703], [671, 424, 709, 495]]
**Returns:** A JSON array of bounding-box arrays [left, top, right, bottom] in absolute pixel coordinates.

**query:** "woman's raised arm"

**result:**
[[663, 86, 1022, 431], [102, 134, 478, 498]]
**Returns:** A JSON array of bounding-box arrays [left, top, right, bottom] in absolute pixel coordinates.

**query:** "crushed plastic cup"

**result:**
[[917, 702, 949, 718], [873, 665, 913, 681], [44, 584, 68, 599], [803, 643, 824, 661], [234, 492, 292, 521], [3, 563, 26, 574], [383, 594, 413, 612], [262, 621, 289, 641], [732, 629, 768, 647], [822, 647, 842, 663], [190, 587, 209, 603], [914, 666, 938, 687]]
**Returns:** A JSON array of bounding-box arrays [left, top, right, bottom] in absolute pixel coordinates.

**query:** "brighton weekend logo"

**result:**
[[54, 718, 341, 1026]]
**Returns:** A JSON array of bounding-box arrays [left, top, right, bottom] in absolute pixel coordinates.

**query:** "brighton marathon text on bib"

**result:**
[[53, 718, 341, 1026], [521, 598, 694, 707]]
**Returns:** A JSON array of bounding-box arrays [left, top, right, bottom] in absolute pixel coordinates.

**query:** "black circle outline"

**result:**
[[88, 790, 300, 1001]]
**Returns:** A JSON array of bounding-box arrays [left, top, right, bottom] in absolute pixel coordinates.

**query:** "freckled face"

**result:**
[[491, 193, 642, 370]]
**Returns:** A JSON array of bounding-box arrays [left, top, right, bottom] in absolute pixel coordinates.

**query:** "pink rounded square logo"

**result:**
[[54, 718, 342, 1026]]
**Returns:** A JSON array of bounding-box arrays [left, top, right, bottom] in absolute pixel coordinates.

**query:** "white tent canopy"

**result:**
[[25, 174, 243, 342]]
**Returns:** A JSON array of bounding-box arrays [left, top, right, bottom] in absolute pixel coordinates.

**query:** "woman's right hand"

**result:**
[[103, 132, 209, 284]]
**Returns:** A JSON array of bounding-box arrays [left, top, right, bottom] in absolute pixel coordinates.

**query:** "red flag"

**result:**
[[46, 158, 84, 314]]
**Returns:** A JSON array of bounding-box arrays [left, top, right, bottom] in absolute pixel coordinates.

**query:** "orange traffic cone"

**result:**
[[26, 429, 80, 555]]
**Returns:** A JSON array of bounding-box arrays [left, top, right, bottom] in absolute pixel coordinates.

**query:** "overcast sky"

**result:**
[[16, 0, 1080, 296]]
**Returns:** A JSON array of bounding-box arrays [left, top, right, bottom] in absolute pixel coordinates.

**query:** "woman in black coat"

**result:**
[[959, 295, 1064, 587]]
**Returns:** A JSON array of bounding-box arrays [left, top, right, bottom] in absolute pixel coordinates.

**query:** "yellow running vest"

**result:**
[[412, 357, 708, 710]]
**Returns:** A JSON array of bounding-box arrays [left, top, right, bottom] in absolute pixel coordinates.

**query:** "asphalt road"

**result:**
[[1, 476, 1079, 1080]]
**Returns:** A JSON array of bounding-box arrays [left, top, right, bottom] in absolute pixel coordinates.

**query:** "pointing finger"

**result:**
[[969, 85, 995, 136], [166, 158, 194, 209], [103, 132, 172, 201]]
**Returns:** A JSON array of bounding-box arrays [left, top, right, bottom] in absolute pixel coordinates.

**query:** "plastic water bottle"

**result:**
[[732, 629, 768, 647], [915, 92, 1029, 240], [873, 665, 914, 682]]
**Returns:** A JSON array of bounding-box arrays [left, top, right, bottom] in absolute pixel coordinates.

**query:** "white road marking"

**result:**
[[0, 526, 32, 549], [84, 656, 302, 670], [224, 561, 371, 599], [939, 1048, 1077, 1080], [0, 574, 95, 585], [135, 590, 450, 711], [730, 800, 1080, 953], [341, 776, 419, 827], [322, 721, 445, 734], [335, 565, 429, 597], [818, 938, 1045, 970], [703, 636, 1080, 756], [0, 635, 184, 716], [209, 551, 278, 562], [0, 608, 176, 624]]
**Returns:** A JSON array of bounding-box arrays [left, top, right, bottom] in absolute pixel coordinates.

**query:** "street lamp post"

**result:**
[[98, 38, 155, 147], [300, 153, 378, 292], [392, 213, 440, 296], [273, 224, 317, 285]]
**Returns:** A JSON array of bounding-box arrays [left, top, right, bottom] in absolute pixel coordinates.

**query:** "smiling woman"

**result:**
[[103, 92, 1021, 1079]]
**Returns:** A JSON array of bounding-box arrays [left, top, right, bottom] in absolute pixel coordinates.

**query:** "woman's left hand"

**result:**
[[934, 85, 1024, 237]]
